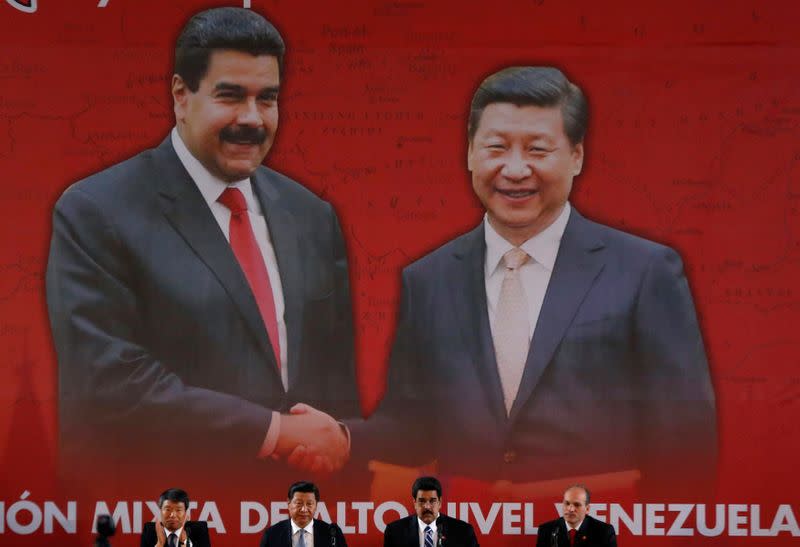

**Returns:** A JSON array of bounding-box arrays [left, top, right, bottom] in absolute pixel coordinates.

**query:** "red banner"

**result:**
[[1, 1, 798, 545]]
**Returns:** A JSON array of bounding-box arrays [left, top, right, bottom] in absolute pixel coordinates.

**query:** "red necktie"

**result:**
[[218, 187, 281, 369], [569, 528, 577, 546]]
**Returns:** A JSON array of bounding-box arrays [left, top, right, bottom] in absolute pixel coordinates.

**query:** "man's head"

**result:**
[[287, 481, 319, 528], [158, 488, 190, 532], [411, 476, 442, 525], [561, 484, 590, 527], [172, 7, 286, 182], [467, 66, 588, 245]]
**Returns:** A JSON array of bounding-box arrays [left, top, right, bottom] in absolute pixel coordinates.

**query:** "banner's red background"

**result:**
[[1, 0, 798, 545]]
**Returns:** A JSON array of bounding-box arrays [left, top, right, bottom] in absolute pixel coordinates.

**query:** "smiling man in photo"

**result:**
[[47, 7, 358, 484], [352, 66, 717, 497]]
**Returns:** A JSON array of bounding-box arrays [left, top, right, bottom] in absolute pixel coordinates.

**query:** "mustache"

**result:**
[[220, 125, 268, 145]]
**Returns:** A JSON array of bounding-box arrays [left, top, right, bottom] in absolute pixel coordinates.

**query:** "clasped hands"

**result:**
[[275, 403, 350, 474], [155, 520, 186, 547]]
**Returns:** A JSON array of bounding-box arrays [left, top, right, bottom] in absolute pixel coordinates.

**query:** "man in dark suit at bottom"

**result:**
[[260, 481, 347, 547], [141, 488, 211, 547], [536, 485, 616, 547], [384, 476, 479, 547]]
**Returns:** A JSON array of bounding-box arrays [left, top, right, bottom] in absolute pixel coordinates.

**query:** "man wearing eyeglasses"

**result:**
[[260, 481, 347, 547], [383, 476, 478, 547]]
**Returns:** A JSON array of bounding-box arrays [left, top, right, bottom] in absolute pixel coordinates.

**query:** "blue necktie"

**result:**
[[424, 525, 434, 547]]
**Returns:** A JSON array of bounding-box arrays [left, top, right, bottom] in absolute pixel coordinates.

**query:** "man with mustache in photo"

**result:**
[[46, 7, 358, 485]]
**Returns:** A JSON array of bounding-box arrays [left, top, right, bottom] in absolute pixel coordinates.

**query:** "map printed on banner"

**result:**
[[0, 0, 799, 545]]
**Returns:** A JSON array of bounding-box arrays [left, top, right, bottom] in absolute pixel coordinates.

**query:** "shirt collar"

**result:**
[[171, 127, 261, 214], [418, 517, 437, 532], [290, 519, 314, 536], [166, 526, 184, 541], [484, 202, 571, 276], [564, 518, 584, 532]]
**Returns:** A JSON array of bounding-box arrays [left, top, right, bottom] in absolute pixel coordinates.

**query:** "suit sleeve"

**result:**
[[325, 204, 360, 418], [258, 528, 270, 547], [188, 521, 211, 547], [140, 523, 154, 547], [464, 522, 479, 547], [382, 525, 392, 547], [347, 268, 435, 466], [534, 522, 549, 547], [633, 246, 718, 494], [336, 525, 348, 547], [47, 188, 273, 454], [603, 523, 617, 547]]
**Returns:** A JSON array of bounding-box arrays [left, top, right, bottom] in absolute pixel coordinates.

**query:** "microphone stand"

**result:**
[[330, 522, 340, 546]]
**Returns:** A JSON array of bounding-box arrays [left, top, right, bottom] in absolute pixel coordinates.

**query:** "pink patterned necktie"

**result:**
[[493, 247, 530, 414]]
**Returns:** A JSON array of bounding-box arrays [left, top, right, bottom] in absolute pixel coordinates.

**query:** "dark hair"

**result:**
[[175, 7, 286, 92], [288, 481, 320, 501], [565, 484, 591, 504], [468, 66, 588, 146], [411, 476, 442, 499], [158, 488, 190, 509]]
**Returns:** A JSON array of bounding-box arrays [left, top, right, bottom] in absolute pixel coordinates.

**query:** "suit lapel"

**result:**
[[408, 516, 420, 546], [451, 225, 509, 427], [574, 516, 592, 545], [251, 171, 305, 389], [154, 137, 281, 377], [311, 519, 320, 547], [509, 210, 606, 421], [284, 520, 294, 547]]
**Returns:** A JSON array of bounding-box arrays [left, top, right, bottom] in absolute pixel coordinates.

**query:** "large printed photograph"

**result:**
[[1, 0, 798, 546]]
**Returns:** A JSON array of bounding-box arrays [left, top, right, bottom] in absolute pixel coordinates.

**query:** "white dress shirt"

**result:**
[[484, 202, 571, 343], [564, 518, 584, 533], [290, 519, 314, 547], [171, 128, 286, 455], [418, 517, 437, 547], [155, 525, 191, 547]]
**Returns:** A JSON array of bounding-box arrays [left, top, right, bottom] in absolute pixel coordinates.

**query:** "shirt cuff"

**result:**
[[339, 421, 351, 455], [258, 411, 281, 458]]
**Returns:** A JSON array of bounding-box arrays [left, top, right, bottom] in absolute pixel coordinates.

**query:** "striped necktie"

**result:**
[[424, 525, 434, 547]]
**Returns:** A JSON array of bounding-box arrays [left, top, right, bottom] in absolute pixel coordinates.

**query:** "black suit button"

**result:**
[[503, 449, 516, 463]]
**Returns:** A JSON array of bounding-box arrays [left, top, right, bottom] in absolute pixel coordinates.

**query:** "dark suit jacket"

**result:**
[[259, 518, 347, 547], [383, 514, 478, 547], [47, 136, 359, 476], [536, 516, 616, 547], [352, 209, 716, 494], [140, 521, 211, 547]]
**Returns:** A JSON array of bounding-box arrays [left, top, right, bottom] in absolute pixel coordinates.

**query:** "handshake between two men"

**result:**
[[47, 7, 716, 496], [273, 403, 350, 474]]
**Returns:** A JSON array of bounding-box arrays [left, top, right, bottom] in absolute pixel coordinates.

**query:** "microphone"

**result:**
[[184, 522, 192, 545], [436, 519, 445, 547], [551, 525, 559, 547], [330, 522, 340, 547], [94, 514, 115, 547]]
